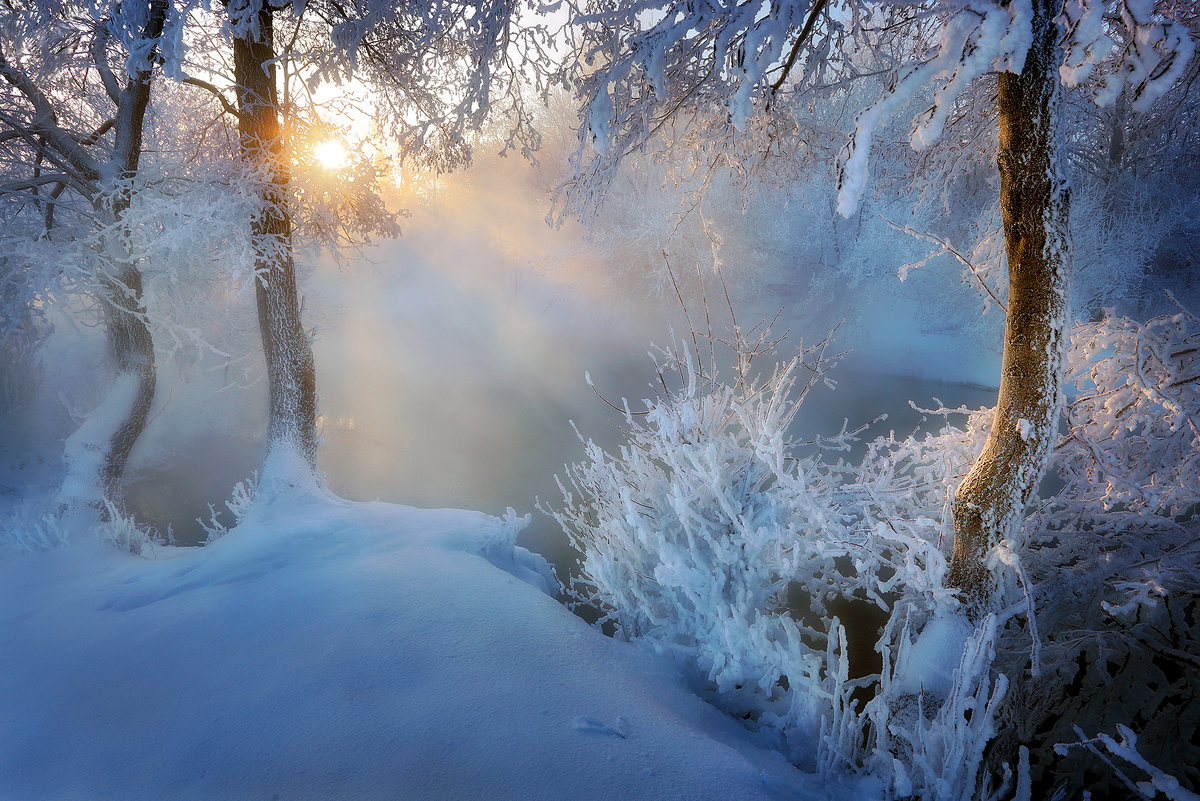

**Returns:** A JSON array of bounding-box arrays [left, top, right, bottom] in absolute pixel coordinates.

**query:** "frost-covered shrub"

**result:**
[[198, 472, 259, 543], [553, 305, 1199, 799], [549, 331, 1011, 793], [1050, 301, 1199, 527], [548, 335, 848, 757]]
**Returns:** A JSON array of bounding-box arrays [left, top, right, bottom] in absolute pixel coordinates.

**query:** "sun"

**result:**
[[313, 139, 348, 170]]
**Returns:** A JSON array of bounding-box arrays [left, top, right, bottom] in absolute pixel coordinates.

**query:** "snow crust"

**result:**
[[0, 488, 845, 801], [56, 372, 142, 508]]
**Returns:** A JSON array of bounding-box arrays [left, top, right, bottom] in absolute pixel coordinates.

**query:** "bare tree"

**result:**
[[0, 0, 173, 513], [228, 0, 320, 472], [944, 0, 1070, 598]]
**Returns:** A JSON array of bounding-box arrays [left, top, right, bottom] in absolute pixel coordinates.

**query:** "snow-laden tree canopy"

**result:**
[[558, 0, 1196, 214], [218, 0, 556, 170]]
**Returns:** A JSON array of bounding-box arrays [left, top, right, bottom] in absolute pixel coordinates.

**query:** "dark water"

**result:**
[[499, 370, 998, 584], [117, 215, 1001, 575], [125, 364, 996, 579]]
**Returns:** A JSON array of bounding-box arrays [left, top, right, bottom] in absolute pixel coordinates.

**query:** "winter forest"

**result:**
[[1, 0, 1198, 798]]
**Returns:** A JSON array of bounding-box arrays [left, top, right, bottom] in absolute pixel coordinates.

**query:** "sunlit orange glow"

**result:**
[[314, 139, 348, 170]]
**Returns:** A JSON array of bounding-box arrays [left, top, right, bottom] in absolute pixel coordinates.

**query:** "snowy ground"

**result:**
[[0, 487, 859, 801]]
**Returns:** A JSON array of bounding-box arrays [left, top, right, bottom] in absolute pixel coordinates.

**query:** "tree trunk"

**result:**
[[58, 4, 164, 514], [947, 0, 1070, 600], [230, 5, 319, 470], [57, 280, 155, 512], [90, 257, 157, 507]]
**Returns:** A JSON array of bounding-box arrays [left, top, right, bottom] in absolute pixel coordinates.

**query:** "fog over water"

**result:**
[[8, 156, 1002, 578], [303, 168, 1001, 571]]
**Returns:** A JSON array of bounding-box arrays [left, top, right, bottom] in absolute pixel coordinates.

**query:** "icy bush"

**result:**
[[548, 333, 845, 756], [1048, 298, 1199, 528], [552, 303, 1199, 799], [548, 328, 1010, 794], [198, 472, 259, 543]]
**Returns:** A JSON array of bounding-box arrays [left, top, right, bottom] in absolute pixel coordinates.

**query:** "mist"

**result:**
[[0, 149, 1006, 570], [15, 152, 997, 573]]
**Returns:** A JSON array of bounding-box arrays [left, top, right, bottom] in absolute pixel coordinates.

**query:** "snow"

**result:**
[[0, 486, 849, 801], [587, 89, 613, 155], [893, 611, 974, 699], [57, 372, 142, 508]]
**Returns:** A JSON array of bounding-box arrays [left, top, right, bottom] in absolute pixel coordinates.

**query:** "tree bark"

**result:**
[[947, 0, 1070, 600], [230, 5, 319, 470], [58, 4, 165, 513], [94, 1, 166, 505], [91, 253, 156, 507]]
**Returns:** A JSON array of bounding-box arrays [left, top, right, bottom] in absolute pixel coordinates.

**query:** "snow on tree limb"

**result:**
[[559, 0, 1195, 218]]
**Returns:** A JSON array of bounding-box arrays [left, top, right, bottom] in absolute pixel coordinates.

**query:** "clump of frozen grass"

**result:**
[[95, 499, 165, 556], [870, 612, 1011, 801], [1, 499, 164, 557], [198, 472, 259, 542], [0, 501, 71, 557]]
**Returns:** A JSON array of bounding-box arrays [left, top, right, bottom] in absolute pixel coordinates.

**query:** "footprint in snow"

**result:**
[[571, 716, 627, 739]]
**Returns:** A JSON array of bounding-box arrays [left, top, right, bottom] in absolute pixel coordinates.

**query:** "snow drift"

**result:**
[[0, 487, 849, 801]]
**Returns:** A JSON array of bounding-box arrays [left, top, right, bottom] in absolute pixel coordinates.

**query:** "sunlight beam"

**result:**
[[314, 139, 348, 170]]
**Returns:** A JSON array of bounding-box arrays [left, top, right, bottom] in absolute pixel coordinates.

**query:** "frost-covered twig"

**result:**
[[1057, 726, 1200, 800]]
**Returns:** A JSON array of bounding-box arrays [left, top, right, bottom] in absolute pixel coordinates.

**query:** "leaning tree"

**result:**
[[558, 0, 1195, 603], [0, 0, 185, 515]]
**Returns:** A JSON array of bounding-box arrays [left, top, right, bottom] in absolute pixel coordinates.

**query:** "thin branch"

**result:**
[[881, 216, 1008, 314], [182, 77, 246, 120], [589, 381, 650, 416], [0, 173, 73, 194], [90, 24, 123, 104], [0, 110, 97, 195], [0, 48, 102, 184], [770, 0, 831, 94], [43, 179, 67, 233], [75, 118, 115, 146]]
